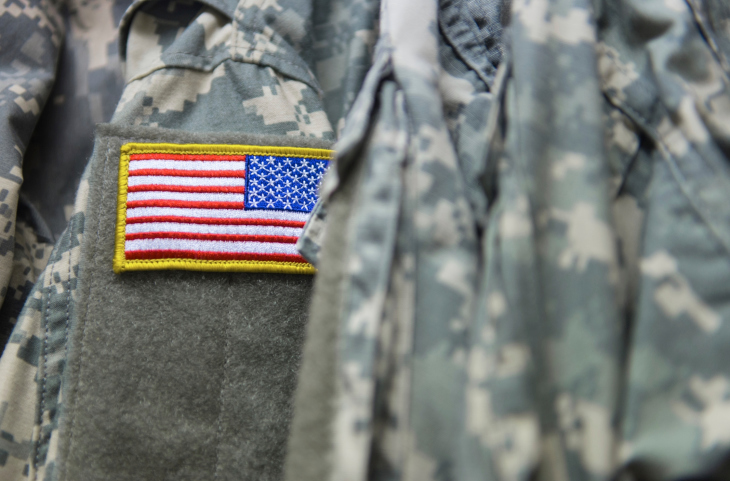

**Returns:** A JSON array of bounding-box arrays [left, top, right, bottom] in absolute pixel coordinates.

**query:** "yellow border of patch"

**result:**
[[113, 142, 333, 274]]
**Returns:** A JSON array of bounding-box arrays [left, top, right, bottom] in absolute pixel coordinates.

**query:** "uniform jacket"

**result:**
[[1, 0, 730, 480]]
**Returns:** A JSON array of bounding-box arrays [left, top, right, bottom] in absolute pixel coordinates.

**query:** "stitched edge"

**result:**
[[34, 262, 53, 479], [63, 141, 112, 481], [113, 149, 130, 274], [119, 259, 316, 274], [122, 142, 334, 160], [125, 52, 230, 84], [125, 49, 320, 94], [686, 0, 730, 78]]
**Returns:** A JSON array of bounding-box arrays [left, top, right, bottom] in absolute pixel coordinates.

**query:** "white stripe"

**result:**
[[126, 192, 245, 203], [125, 239, 300, 254], [126, 223, 302, 237], [128, 160, 247, 171], [128, 176, 246, 187], [125, 207, 310, 221]]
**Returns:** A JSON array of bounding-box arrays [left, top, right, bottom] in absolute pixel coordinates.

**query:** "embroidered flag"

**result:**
[[113, 142, 332, 274]]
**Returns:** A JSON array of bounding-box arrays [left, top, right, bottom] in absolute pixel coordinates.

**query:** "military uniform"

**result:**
[[0, 0, 131, 476], [2, 0, 730, 480], [289, 0, 730, 480], [0, 0, 377, 478]]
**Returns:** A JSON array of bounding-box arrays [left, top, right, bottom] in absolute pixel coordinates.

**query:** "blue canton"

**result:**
[[245, 155, 329, 212]]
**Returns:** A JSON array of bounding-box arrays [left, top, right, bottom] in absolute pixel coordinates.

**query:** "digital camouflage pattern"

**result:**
[[0, 0, 63, 348], [294, 0, 730, 480], [2, 0, 730, 479], [22, 0, 133, 235], [112, 0, 378, 138], [0, 219, 53, 477], [1, 0, 130, 238], [0, 0, 128, 477], [1, 0, 379, 479], [0, 168, 86, 480]]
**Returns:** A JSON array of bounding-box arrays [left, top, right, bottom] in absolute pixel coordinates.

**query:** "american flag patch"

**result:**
[[113, 142, 332, 274]]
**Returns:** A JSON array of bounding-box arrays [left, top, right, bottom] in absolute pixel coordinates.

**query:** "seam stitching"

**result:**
[[126, 50, 316, 87], [34, 254, 53, 480], [122, 143, 334, 160]]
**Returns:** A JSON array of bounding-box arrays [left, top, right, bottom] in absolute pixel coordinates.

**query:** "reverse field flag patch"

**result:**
[[113, 142, 333, 274]]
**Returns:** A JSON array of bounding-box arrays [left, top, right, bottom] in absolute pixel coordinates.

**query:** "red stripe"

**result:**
[[128, 185, 246, 194], [126, 200, 243, 210], [125, 250, 308, 264], [125, 216, 306, 228], [128, 169, 246, 177], [126, 232, 298, 244], [130, 154, 247, 161]]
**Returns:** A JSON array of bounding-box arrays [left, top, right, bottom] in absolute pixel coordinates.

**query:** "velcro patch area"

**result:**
[[113, 142, 333, 274]]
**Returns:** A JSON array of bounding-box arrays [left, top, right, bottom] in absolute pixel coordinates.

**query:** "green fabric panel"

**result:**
[[283, 143, 366, 481], [58, 124, 332, 481]]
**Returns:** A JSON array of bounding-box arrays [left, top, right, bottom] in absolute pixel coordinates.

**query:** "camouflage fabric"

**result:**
[[0, 0, 379, 478], [291, 0, 730, 480], [0, 0, 63, 349], [2, 0, 730, 478], [0, 168, 86, 480], [0, 0, 133, 478], [112, 0, 378, 138], [0, 218, 53, 477], [22, 0, 133, 235]]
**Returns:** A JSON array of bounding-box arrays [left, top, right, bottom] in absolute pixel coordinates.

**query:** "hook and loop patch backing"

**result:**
[[114, 142, 333, 274]]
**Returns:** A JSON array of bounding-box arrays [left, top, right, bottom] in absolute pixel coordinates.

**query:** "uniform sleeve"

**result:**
[[0, 0, 63, 342], [0, 0, 131, 479], [0, 0, 377, 480]]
